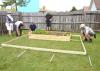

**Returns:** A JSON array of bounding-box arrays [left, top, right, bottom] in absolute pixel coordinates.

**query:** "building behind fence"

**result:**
[[0, 11, 100, 35]]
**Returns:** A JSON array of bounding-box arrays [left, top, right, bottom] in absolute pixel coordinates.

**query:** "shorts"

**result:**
[[88, 32, 95, 36], [83, 32, 96, 38], [46, 20, 51, 27], [46, 22, 51, 27], [5, 23, 13, 31]]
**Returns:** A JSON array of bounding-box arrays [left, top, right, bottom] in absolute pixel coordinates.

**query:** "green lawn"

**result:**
[[6, 35, 83, 51], [0, 33, 100, 71]]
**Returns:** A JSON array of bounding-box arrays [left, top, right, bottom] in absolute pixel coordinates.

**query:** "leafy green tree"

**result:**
[[70, 6, 77, 12], [2, 0, 30, 11], [0, 0, 11, 9]]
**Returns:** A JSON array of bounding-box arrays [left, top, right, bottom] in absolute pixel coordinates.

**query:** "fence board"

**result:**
[[0, 11, 100, 35]]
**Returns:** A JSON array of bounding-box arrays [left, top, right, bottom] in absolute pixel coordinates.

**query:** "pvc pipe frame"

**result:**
[[1, 35, 87, 55]]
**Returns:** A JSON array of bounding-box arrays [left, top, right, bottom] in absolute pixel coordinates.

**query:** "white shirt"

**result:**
[[7, 14, 13, 22], [81, 26, 95, 34], [15, 21, 23, 28], [5, 14, 14, 31]]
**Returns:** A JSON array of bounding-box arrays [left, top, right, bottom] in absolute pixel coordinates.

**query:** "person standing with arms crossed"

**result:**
[[5, 13, 14, 35], [45, 13, 53, 31]]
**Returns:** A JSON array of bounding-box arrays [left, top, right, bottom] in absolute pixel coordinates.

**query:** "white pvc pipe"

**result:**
[[80, 36, 87, 53], [1, 43, 87, 55], [49, 54, 55, 62], [88, 56, 93, 67], [17, 50, 26, 58], [4, 35, 27, 44]]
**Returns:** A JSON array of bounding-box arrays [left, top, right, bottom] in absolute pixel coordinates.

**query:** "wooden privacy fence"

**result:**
[[0, 11, 100, 35]]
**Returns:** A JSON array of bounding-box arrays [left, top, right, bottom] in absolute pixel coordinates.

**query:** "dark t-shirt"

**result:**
[[45, 13, 53, 27], [30, 24, 36, 31], [45, 13, 53, 19]]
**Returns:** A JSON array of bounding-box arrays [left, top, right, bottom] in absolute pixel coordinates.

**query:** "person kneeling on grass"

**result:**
[[28, 23, 37, 34], [15, 21, 24, 37], [80, 24, 96, 42]]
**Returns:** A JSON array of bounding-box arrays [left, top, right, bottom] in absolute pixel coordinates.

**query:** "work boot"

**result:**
[[89, 39, 92, 42], [84, 38, 88, 42], [94, 34, 96, 38]]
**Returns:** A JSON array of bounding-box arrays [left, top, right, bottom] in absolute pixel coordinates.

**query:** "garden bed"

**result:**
[[29, 30, 71, 41]]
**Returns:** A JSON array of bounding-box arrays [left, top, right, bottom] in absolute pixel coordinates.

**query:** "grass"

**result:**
[[5, 30, 82, 51], [0, 47, 91, 71], [0, 35, 16, 45], [83, 32, 100, 71], [0, 32, 100, 71], [6, 35, 83, 51]]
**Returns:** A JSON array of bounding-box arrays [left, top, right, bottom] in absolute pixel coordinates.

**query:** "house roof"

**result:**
[[94, 0, 100, 10], [90, 0, 100, 10]]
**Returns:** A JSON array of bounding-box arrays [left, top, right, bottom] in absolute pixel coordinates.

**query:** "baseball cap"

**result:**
[[80, 24, 85, 28]]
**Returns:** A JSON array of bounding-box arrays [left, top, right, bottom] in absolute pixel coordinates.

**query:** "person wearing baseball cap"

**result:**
[[80, 24, 96, 42]]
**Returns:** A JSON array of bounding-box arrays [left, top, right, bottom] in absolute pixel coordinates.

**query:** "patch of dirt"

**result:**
[[28, 32, 71, 41]]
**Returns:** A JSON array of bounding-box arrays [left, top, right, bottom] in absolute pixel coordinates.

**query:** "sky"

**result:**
[[0, 0, 91, 12], [40, 0, 91, 12], [18, 0, 39, 12], [0, 0, 39, 12], [0, 0, 3, 4]]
